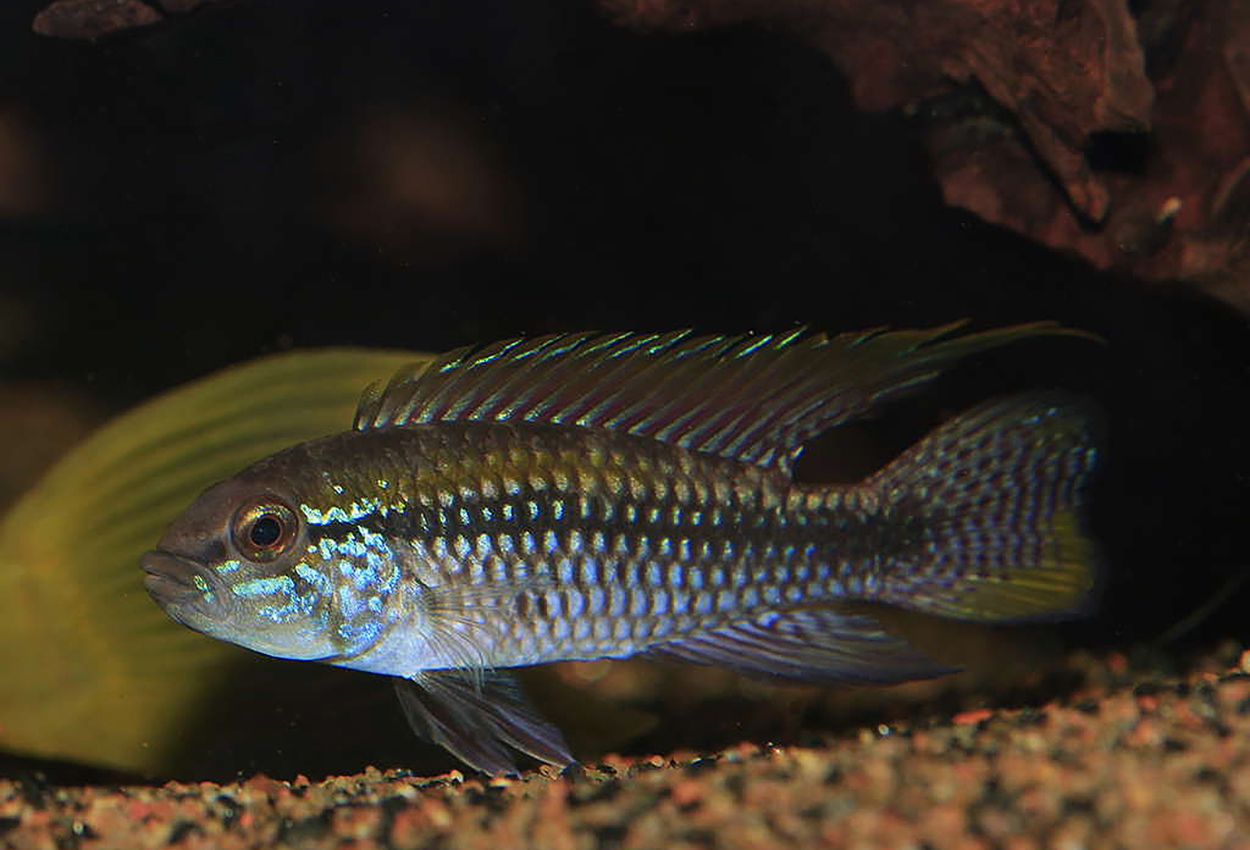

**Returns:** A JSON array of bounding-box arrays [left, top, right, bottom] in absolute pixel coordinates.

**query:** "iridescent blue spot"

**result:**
[[214, 560, 241, 575], [614, 534, 632, 556], [587, 586, 606, 616], [338, 585, 362, 619], [337, 618, 382, 647], [629, 588, 648, 617], [608, 589, 626, 617], [301, 499, 380, 526], [645, 563, 661, 587], [652, 590, 669, 615], [338, 535, 368, 560], [295, 563, 332, 595], [233, 575, 295, 598], [358, 526, 388, 550]]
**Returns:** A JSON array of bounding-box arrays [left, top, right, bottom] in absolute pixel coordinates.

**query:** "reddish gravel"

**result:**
[[4, 645, 1250, 849]]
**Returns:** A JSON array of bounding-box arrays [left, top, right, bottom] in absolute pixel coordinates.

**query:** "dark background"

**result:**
[[0, 0, 1247, 780]]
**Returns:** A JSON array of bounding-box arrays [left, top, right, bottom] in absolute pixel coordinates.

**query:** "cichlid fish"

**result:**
[[142, 323, 1100, 775]]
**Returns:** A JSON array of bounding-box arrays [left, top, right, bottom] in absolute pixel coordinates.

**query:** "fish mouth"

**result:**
[[141, 550, 227, 617]]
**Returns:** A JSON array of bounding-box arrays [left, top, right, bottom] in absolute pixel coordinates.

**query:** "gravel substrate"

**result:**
[[5, 646, 1250, 849]]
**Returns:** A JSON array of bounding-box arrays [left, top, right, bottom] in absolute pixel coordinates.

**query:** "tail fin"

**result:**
[[865, 394, 1101, 622]]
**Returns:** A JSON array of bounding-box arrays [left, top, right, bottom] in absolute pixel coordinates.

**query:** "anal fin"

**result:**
[[641, 607, 954, 685], [394, 669, 574, 776]]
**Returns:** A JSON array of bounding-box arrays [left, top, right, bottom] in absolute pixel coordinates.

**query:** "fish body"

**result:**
[[143, 324, 1100, 774]]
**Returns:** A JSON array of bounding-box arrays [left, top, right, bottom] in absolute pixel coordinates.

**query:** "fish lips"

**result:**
[[140, 550, 233, 624]]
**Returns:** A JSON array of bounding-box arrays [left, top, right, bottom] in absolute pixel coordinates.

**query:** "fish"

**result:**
[[141, 322, 1101, 775], [0, 347, 429, 774]]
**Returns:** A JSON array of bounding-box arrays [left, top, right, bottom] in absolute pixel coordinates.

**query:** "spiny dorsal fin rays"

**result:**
[[353, 321, 1093, 473]]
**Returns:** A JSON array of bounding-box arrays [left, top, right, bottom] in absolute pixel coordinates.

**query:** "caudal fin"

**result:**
[[865, 394, 1101, 622]]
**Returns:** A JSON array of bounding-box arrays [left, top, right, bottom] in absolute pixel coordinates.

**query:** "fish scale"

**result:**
[[326, 422, 874, 670], [143, 323, 1101, 774]]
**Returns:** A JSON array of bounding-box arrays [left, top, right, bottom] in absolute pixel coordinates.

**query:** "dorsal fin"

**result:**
[[353, 322, 1090, 473]]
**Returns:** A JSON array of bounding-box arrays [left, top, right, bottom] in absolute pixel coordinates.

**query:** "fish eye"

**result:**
[[232, 499, 298, 563], [250, 515, 282, 547]]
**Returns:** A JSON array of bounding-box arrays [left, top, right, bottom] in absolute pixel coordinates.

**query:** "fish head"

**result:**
[[141, 456, 347, 663]]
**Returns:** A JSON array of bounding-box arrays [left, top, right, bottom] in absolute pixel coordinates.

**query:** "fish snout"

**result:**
[[141, 551, 226, 617]]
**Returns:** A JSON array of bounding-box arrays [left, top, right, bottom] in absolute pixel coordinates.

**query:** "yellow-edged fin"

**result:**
[[863, 393, 1101, 623], [0, 347, 429, 774], [897, 511, 1100, 622]]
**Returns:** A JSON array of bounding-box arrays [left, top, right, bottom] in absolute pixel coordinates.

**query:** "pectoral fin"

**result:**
[[394, 669, 575, 776]]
